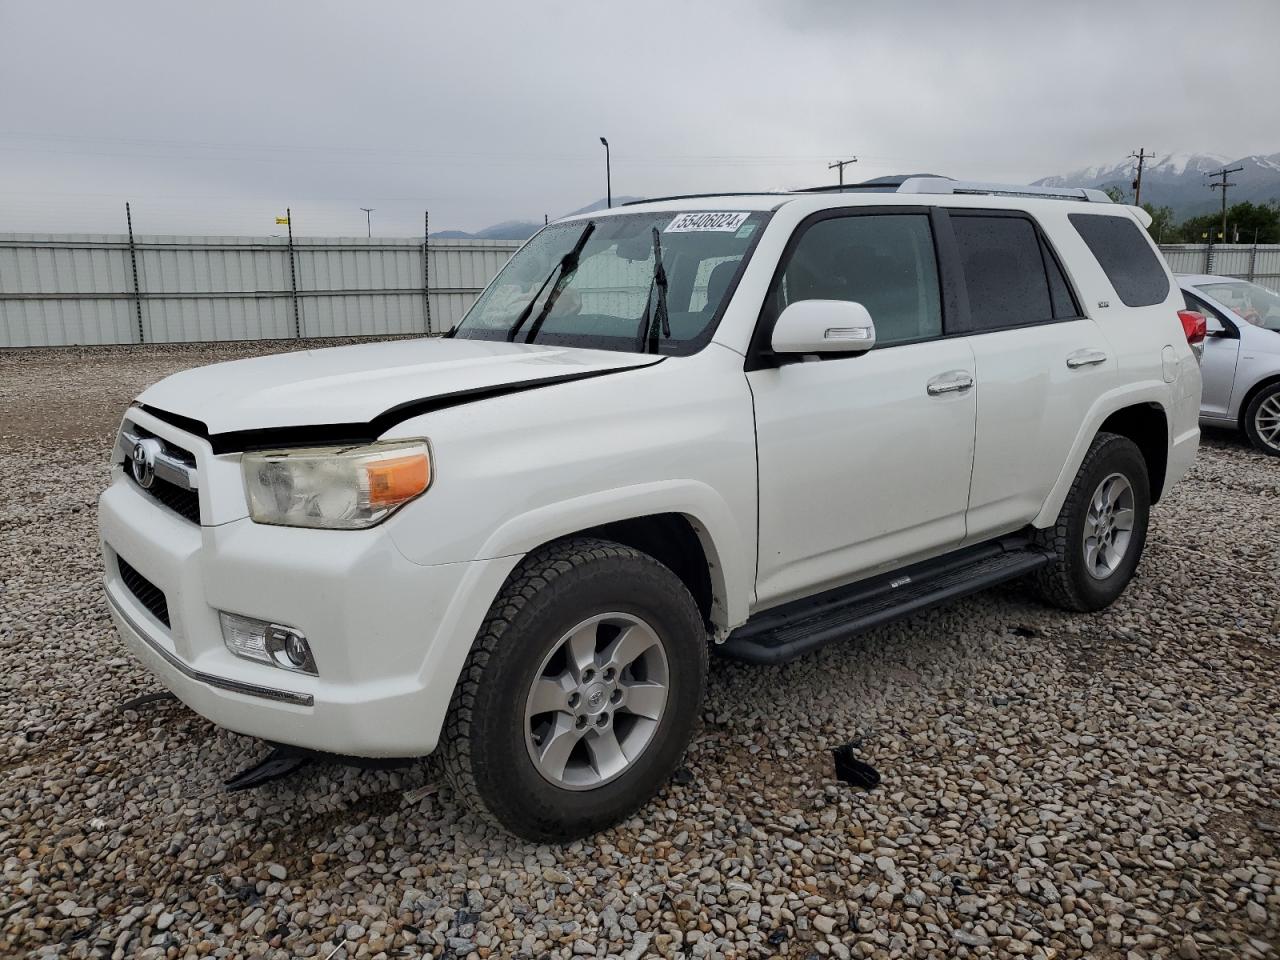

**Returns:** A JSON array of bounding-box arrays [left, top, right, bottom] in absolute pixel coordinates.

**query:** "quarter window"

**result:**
[[951, 214, 1055, 331], [1069, 212, 1170, 308], [774, 214, 942, 348]]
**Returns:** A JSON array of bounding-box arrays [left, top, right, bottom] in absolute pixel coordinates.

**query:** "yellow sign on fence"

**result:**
[[275, 216, 290, 225]]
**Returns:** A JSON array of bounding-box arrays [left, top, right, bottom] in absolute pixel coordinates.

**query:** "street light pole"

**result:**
[[360, 207, 374, 238], [600, 137, 611, 208]]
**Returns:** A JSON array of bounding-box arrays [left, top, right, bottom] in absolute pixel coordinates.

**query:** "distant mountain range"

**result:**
[[1034, 153, 1280, 218], [431, 196, 643, 241]]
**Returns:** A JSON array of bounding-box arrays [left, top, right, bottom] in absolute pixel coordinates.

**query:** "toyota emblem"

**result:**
[[130, 438, 160, 489]]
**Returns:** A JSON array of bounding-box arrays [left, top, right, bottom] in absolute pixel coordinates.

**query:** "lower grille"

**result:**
[[117, 555, 171, 628]]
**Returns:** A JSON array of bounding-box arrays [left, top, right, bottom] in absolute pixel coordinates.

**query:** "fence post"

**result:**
[[423, 210, 432, 335], [125, 202, 145, 344], [287, 207, 301, 338], [1249, 239, 1258, 282]]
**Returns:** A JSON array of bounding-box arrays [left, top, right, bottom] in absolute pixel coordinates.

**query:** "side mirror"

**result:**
[[771, 299, 877, 355]]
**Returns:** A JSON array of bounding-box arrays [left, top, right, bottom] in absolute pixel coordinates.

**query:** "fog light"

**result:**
[[219, 612, 317, 675], [268, 625, 317, 674]]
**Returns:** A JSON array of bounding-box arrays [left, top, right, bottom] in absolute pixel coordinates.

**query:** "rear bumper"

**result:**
[[99, 469, 520, 757], [1166, 424, 1200, 492]]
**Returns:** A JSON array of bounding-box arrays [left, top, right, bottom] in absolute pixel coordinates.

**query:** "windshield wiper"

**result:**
[[640, 226, 671, 354], [508, 221, 595, 344]]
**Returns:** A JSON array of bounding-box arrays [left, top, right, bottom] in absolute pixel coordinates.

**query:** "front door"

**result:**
[[747, 210, 978, 609]]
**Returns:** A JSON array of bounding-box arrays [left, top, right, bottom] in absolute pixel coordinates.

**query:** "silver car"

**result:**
[[1178, 274, 1280, 456]]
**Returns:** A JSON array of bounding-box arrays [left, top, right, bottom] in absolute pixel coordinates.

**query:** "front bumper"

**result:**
[[98, 427, 520, 757]]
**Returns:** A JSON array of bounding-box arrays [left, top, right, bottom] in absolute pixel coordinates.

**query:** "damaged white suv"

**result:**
[[100, 179, 1202, 840]]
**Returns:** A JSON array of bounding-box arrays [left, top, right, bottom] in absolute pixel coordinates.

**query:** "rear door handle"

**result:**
[[1066, 349, 1108, 369], [926, 371, 975, 396]]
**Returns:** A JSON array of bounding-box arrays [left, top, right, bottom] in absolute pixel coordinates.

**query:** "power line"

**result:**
[[1128, 148, 1154, 206], [828, 157, 858, 185], [1207, 165, 1244, 242]]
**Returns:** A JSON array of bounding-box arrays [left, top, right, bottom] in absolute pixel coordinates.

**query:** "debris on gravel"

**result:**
[[1, 341, 1277, 959]]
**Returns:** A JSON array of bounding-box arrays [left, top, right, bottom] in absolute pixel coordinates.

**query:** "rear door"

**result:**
[[947, 210, 1117, 542]]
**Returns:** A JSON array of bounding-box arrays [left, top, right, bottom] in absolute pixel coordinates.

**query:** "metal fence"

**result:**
[[9, 234, 1274, 348], [0, 233, 520, 348], [1158, 243, 1280, 290]]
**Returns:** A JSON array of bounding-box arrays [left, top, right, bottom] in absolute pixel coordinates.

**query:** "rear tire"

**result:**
[[1030, 432, 1150, 612], [440, 537, 707, 842], [1243, 382, 1280, 456]]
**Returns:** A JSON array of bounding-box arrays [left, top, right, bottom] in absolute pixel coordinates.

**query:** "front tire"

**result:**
[[440, 537, 708, 841], [1030, 432, 1151, 612], [1243, 382, 1280, 456]]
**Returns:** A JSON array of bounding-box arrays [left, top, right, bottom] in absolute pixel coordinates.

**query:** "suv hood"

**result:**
[[138, 337, 662, 445]]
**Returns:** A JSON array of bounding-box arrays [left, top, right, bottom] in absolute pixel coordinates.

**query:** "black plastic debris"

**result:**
[[118, 690, 178, 712], [671, 766, 695, 786], [832, 744, 881, 790], [224, 746, 310, 791], [1012, 624, 1040, 638]]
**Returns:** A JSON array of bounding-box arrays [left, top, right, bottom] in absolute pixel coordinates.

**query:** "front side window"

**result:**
[[771, 213, 942, 347], [1069, 212, 1170, 308], [454, 211, 769, 355], [1195, 280, 1280, 332], [951, 214, 1056, 331]]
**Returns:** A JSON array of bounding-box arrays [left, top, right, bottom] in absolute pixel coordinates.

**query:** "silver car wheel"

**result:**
[[1256, 394, 1280, 452], [524, 612, 670, 791], [1083, 472, 1136, 580]]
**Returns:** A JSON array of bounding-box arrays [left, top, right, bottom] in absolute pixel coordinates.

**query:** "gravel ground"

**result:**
[[1, 340, 1278, 960]]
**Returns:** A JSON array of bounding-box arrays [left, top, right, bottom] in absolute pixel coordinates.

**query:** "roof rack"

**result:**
[[619, 191, 788, 207], [618, 177, 1113, 210], [895, 177, 1113, 203]]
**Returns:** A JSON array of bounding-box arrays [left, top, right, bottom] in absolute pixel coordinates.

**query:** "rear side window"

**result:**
[[1069, 213, 1170, 307], [775, 213, 942, 347], [951, 215, 1054, 331]]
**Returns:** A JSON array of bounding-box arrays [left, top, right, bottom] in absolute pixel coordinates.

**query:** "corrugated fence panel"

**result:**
[[1158, 244, 1280, 290], [0, 233, 518, 347]]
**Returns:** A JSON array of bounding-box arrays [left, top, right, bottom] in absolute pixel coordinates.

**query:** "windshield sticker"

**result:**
[[665, 211, 751, 233], [734, 222, 757, 239]]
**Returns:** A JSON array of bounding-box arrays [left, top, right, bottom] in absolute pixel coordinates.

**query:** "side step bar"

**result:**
[[720, 538, 1051, 665]]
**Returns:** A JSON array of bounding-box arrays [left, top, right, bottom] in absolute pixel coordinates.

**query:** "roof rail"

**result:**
[[895, 177, 1114, 203]]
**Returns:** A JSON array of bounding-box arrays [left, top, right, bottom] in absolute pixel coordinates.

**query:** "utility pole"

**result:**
[[1129, 148, 1154, 206], [1208, 165, 1243, 242], [360, 207, 374, 238], [599, 137, 612, 208], [828, 157, 858, 186]]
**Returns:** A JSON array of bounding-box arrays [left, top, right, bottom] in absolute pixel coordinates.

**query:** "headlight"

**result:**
[[242, 439, 431, 529]]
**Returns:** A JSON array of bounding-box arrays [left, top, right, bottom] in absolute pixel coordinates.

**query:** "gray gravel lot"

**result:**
[[1, 340, 1278, 960]]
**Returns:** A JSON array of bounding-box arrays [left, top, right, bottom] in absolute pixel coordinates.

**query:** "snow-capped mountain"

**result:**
[[1034, 152, 1280, 218]]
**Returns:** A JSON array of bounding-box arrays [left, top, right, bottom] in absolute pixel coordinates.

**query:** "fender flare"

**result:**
[[475, 479, 753, 630], [1033, 381, 1170, 528]]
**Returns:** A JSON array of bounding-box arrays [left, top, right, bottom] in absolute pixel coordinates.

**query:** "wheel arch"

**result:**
[[474, 481, 753, 631], [1034, 389, 1175, 528], [1097, 402, 1170, 503]]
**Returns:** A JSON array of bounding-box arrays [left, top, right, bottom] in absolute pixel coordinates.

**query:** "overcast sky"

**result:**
[[2, 0, 1277, 237]]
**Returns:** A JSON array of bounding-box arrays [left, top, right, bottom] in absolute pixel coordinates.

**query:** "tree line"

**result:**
[[1101, 186, 1280, 244]]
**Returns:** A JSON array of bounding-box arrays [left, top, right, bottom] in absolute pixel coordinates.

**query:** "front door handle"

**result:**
[[927, 371, 975, 396], [1066, 349, 1108, 369]]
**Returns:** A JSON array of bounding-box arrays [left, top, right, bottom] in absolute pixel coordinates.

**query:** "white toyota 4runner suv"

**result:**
[[99, 178, 1202, 840]]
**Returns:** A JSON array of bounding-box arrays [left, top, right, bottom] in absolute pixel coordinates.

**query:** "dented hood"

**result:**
[[137, 337, 662, 444]]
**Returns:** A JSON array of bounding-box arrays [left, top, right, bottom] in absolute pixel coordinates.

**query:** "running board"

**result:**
[[720, 538, 1051, 665]]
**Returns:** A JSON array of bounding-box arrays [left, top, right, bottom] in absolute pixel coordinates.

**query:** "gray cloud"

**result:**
[[1, 0, 1277, 236]]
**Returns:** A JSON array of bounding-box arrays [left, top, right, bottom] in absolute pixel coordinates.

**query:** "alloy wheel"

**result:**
[[1082, 472, 1136, 580], [1255, 394, 1280, 452], [524, 613, 670, 790]]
